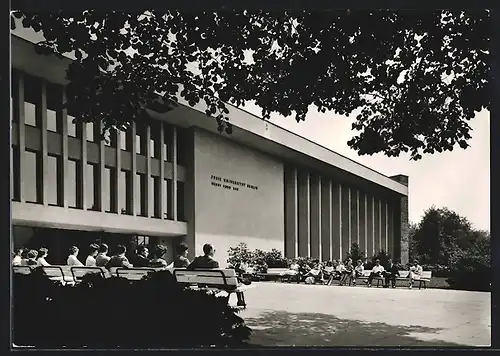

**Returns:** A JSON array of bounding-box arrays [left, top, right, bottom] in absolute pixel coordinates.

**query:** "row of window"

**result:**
[[12, 148, 185, 221], [11, 69, 188, 165]]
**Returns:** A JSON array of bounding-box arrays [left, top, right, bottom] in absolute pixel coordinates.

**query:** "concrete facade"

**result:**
[[10, 33, 409, 266]]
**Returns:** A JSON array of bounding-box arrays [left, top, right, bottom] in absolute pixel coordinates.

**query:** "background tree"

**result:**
[[410, 206, 478, 266], [346, 242, 365, 263], [11, 9, 490, 160]]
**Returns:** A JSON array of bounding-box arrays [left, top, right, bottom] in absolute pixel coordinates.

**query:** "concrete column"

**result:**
[[60, 87, 68, 208], [381, 200, 388, 253], [184, 128, 196, 261], [39, 80, 48, 206], [310, 174, 321, 259], [358, 190, 366, 255], [145, 124, 152, 217], [388, 202, 394, 258], [374, 198, 381, 254], [320, 178, 332, 261], [331, 182, 342, 259], [284, 166, 298, 259], [297, 170, 310, 257], [159, 121, 165, 220], [97, 122, 105, 211], [78, 121, 87, 210], [114, 130, 121, 215], [171, 127, 178, 221], [341, 184, 350, 260], [390, 174, 410, 264], [366, 194, 374, 257], [14, 72, 25, 203], [130, 122, 137, 215], [350, 187, 358, 249]]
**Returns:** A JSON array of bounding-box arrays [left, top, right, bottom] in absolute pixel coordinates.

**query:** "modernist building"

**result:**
[[10, 32, 409, 266]]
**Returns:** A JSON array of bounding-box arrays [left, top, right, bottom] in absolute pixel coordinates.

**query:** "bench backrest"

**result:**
[[421, 271, 432, 279], [13, 266, 32, 275], [265, 268, 290, 275], [41, 266, 66, 278], [172, 269, 239, 289], [70, 266, 109, 280], [110, 267, 158, 280]]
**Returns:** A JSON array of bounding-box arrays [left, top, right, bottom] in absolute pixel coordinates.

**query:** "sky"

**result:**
[[241, 102, 491, 231]]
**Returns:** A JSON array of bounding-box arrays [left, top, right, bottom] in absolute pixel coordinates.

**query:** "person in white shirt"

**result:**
[[67, 246, 84, 266], [37, 247, 51, 266], [353, 259, 364, 286], [367, 259, 385, 287], [85, 244, 99, 267], [12, 248, 24, 266], [407, 259, 423, 289]]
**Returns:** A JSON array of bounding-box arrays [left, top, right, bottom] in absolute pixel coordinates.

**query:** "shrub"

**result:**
[[263, 249, 289, 268], [371, 250, 390, 268], [13, 268, 252, 348], [346, 242, 365, 263], [446, 238, 491, 291], [227, 242, 254, 269]]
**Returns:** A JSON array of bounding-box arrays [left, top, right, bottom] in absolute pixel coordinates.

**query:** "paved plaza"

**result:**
[[231, 282, 491, 347]]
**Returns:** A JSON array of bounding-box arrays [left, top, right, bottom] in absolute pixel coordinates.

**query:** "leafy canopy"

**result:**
[[11, 10, 490, 160]]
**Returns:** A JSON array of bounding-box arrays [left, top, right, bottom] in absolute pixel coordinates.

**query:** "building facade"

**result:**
[[10, 33, 409, 266]]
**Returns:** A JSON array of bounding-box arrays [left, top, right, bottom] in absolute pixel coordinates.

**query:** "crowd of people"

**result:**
[[281, 257, 424, 289], [12, 242, 223, 272]]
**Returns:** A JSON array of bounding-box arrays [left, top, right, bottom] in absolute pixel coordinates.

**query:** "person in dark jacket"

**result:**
[[383, 258, 400, 288], [134, 246, 151, 267], [173, 243, 190, 268], [106, 245, 132, 269], [187, 244, 219, 269]]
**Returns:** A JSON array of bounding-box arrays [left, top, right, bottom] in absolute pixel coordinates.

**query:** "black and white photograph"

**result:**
[[9, 5, 492, 349]]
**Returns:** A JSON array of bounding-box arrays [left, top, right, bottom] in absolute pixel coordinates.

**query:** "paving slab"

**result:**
[[231, 282, 491, 347]]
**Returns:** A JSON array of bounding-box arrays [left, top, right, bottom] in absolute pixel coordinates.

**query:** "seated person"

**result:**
[[173, 243, 190, 268], [25, 250, 39, 266], [12, 248, 24, 266], [95, 243, 111, 267], [340, 258, 354, 286], [187, 243, 220, 269], [383, 258, 400, 288], [352, 259, 364, 286], [85, 244, 100, 267], [327, 260, 343, 286], [322, 261, 335, 281], [67, 246, 84, 266], [105, 245, 133, 269], [306, 262, 324, 283], [37, 248, 51, 266], [367, 259, 385, 287], [134, 245, 151, 267], [407, 259, 423, 289], [149, 245, 169, 268]]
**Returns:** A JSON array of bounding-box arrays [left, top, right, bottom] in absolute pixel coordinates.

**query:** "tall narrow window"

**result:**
[[86, 163, 97, 210], [151, 176, 161, 218], [24, 74, 40, 127], [87, 122, 95, 142], [164, 179, 172, 220], [46, 82, 60, 133], [23, 150, 41, 204], [11, 69, 18, 124], [120, 170, 132, 215], [67, 159, 78, 208], [163, 124, 173, 162], [67, 114, 77, 137], [47, 154, 61, 206], [150, 121, 161, 159], [136, 124, 146, 155], [12, 146, 20, 201], [104, 167, 112, 213], [136, 172, 147, 217], [176, 128, 188, 166], [177, 181, 185, 222]]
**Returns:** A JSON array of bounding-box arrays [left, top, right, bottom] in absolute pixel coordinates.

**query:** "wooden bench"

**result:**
[[172, 268, 251, 307], [355, 270, 432, 289], [13, 266, 32, 275], [70, 266, 111, 282], [256, 267, 290, 281], [41, 266, 76, 285]]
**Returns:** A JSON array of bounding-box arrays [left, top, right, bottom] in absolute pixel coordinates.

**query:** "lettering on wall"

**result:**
[[210, 175, 259, 192]]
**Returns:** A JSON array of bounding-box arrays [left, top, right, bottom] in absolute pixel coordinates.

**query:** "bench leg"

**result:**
[[236, 291, 246, 307]]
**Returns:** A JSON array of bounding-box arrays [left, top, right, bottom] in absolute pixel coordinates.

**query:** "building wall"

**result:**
[[10, 68, 187, 255], [192, 129, 285, 267], [283, 164, 403, 262]]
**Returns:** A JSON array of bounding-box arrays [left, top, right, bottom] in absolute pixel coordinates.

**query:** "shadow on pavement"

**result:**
[[244, 310, 469, 347]]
